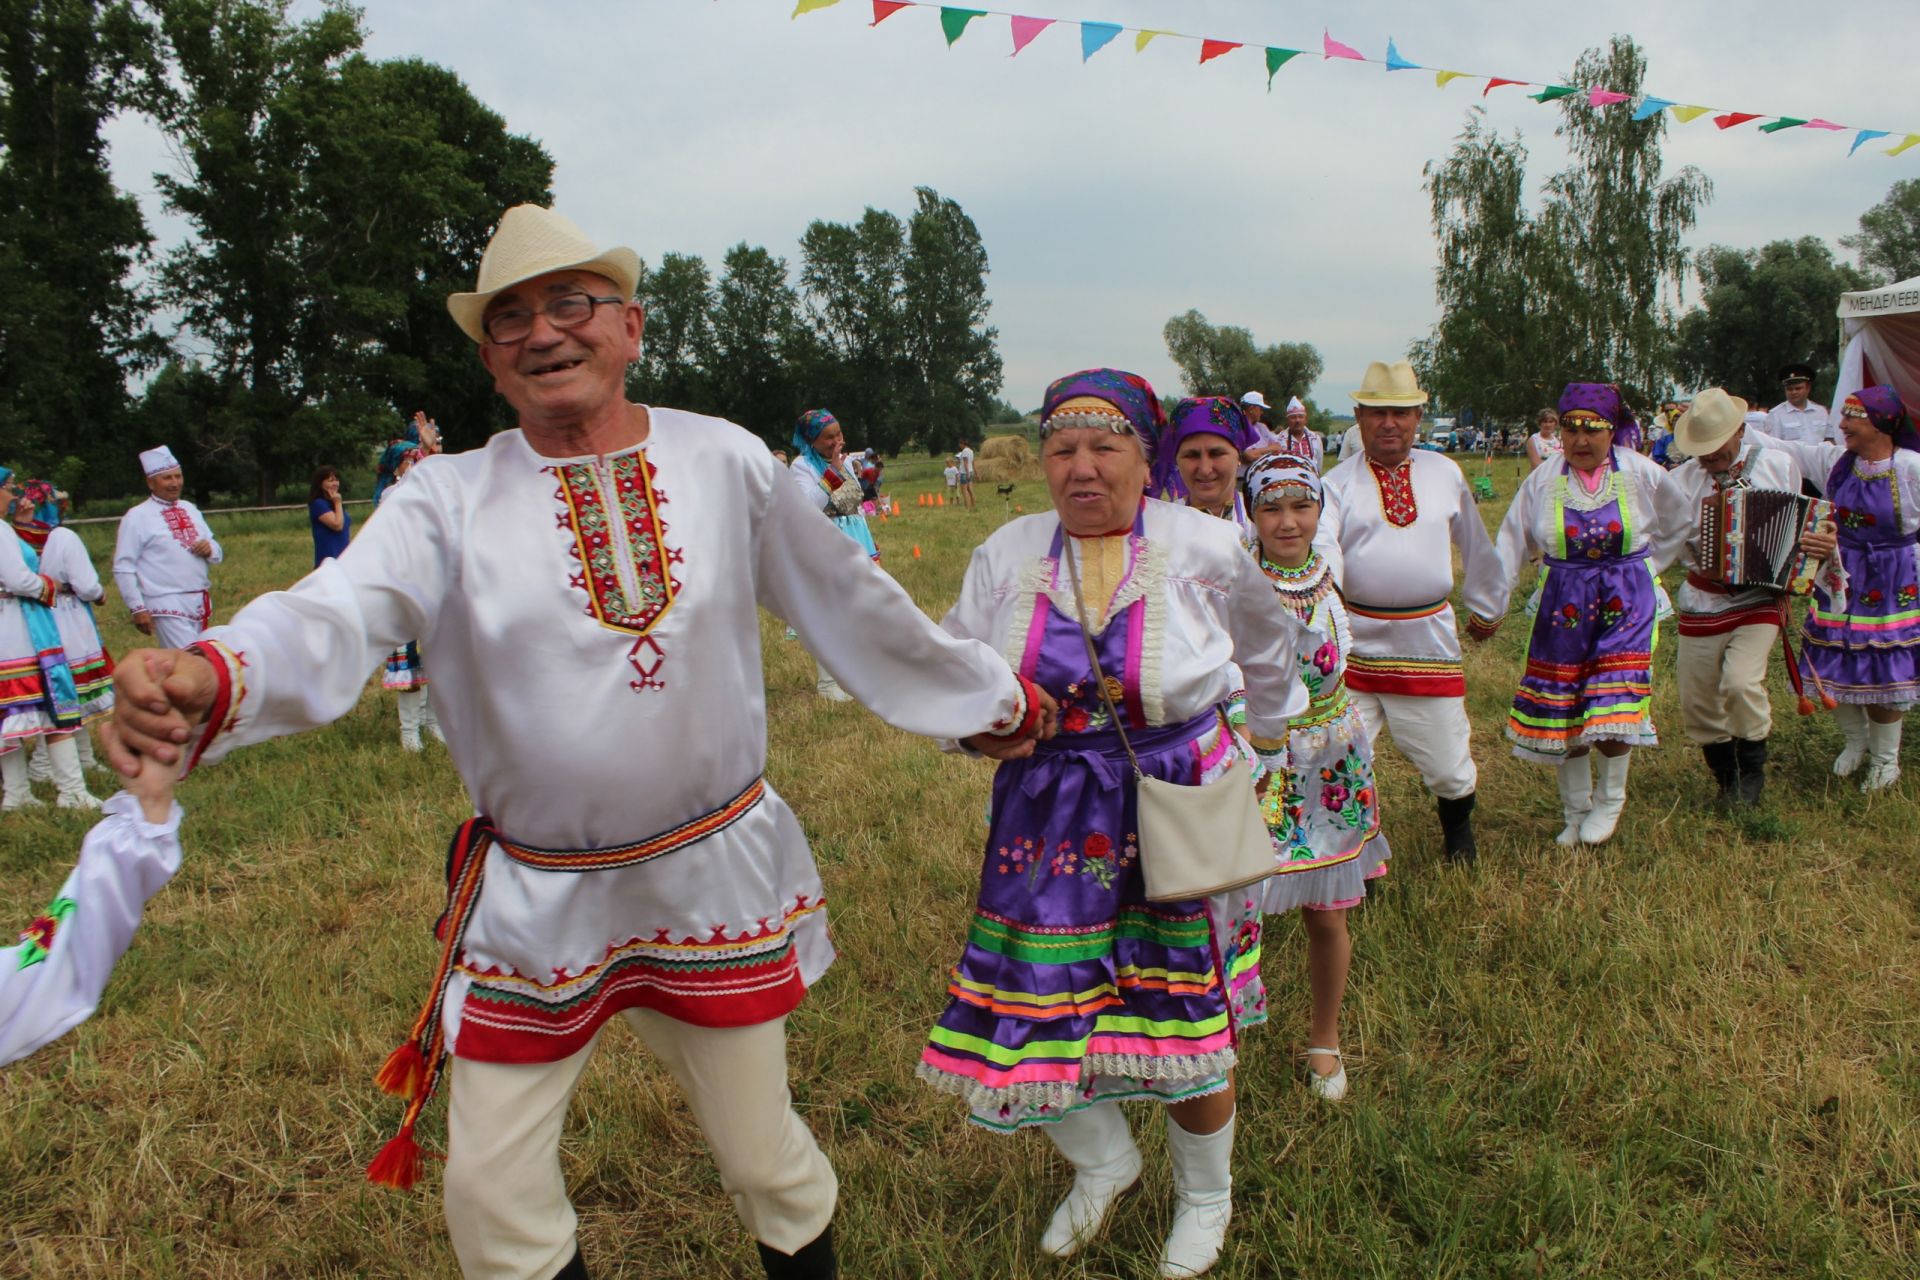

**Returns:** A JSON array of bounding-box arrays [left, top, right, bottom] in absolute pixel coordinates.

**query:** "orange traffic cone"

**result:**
[[912, 544, 922, 559], [937, 494, 946, 507]]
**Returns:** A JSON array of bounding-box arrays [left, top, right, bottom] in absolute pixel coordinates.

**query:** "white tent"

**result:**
[[1833, 276, 1920, 416]]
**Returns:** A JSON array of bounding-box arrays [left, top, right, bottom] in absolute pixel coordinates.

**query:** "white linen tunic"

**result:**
[[1317, 450, 1510, 697], [1493, 449, 1692, 601], [112, 496, 222, 631], [191, 410, 1025, 1061], [1667, 441, 1804, 620]]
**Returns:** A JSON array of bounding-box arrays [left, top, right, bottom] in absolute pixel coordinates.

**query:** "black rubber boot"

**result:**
[[549, 1248, 588, 1280], [1732, 737, 1768, 807], [759, 1225, 837, 1280], [1436, 793, 1478, 864], [1701, 740, 1739, 806]]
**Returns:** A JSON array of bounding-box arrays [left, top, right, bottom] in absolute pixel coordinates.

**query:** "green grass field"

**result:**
[[4, 453, 1917, 1278]]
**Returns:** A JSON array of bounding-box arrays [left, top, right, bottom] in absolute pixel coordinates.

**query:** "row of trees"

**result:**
[[0, 1, 1006, 505], [1161, 310, 1331, 427]]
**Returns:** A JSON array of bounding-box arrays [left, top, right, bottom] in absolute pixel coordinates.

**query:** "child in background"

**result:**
[[944, 459, 960, 497], [0, 735, 183, 1066]]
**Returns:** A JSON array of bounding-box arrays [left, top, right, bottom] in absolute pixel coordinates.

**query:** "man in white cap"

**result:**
[[1277, 396, 1324, 471], [1667, 388, 1811, 807], [111, 446, 222, 650], [1318, 360, 1508, 863], [105, 205, 1055, 1280]]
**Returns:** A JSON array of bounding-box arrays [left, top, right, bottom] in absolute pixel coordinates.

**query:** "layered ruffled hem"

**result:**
[[1508, 721, 1658, 764], [915, 1046, 1238, 1132], [1259, 832, 1391, 914]]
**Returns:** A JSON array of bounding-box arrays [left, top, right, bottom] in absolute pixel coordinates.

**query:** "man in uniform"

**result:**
[[111, 447, 222, 650]]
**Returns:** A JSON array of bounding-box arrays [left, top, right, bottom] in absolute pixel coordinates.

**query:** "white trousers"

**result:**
[[443, 1009, 836, 1280], [1675, 624, 1779, 744], [1351, 691, 1477, 799], [151, 613, 203, 651]]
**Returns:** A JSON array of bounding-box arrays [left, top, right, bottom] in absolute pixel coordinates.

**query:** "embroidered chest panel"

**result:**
[[160, 505, 200, 551], [1368, 460, 1418, 528], [548, 452, 684, 692]]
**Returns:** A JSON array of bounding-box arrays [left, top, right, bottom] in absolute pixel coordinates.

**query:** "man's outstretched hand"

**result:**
[[107, 648, 219, 775]]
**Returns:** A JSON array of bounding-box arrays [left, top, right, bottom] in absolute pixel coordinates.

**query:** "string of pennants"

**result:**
[[789, 0, 1919, 158]]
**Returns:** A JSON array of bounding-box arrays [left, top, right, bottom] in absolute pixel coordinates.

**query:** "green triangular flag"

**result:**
[[1265, 47, 1301, 90], [1528, 85, 1576, 103], [1759, 117, 1808, 134], [940, 7, 984, 45]]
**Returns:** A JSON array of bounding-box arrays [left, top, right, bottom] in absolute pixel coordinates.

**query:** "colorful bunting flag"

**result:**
[[1483, 77, 1525, 96], [1010, 15, 1053, 55], [1889, 134, 1920, 157], [1080, 20, 1120, 61], [1631, 96, 1673, 121], [1851, 129, 1892, 156], [1134, 29, 1172, 52], [1713, 111, 1760, 130], [1588, 88, 1631, 106], [871, 0, 910, 24], [793, 0, 841, 16], [1434, 70, 1468, 88], [1805, 119, 1847, 131], [1385, 38, 1419, 72], [1265, 47, 1300, 89], [1670, 105, 1712, 123], [1323, 30, 1363, 61], [939, 7, 983, 45], [1530, 85, 1576, 103], [1759, 117, 1806, 134], [1200, 39, 1241, 65]]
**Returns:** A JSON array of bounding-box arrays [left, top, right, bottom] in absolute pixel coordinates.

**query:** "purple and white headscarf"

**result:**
[[1842, 385, 1920, 452], [1557, 382, 1641, 451], [1155, 395, 1257, 501], [1039, 368, 1166, 463]]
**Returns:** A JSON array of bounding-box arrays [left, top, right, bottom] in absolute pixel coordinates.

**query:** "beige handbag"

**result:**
[[1061, 536, 1278, 903]]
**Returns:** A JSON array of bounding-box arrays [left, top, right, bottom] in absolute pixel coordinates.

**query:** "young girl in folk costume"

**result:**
[[788, 409, 880, 702], [18, 478, 111, 789], [374, 418, 443, 750], [1240, 454, 1390, 1101]]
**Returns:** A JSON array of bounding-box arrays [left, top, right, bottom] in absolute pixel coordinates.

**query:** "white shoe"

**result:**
[[1833, 704, 1870, 777], [1039, 1104, 1143, 1259], [420, 693, 447, 745], [48, 734, 102, 810], [1555, 755, 1592, 846], [75, 732, 108, 774], [1304, 1048, 1348, 1101], [1, 748, 43, 810], [26, 740, 52, 783], [814, 662, 853, 703], [1861, 719, 1903, 793], [1577, 752, 1632, 845], [1161, 1111, 1233, 1278]]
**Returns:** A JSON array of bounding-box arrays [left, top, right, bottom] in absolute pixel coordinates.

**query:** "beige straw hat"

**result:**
[[1350, 360, 1430, 407], [1670, 387, 1749, 457], [446, 206, 642, 344]]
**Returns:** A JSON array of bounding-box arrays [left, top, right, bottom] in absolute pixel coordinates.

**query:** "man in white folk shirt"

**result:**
[[1666, 388, 1808, 809], [1277, 396, 1324, 471], [106, 205, 1056, 1280], [1317, 360, 1510, 863], [111, 447, 222, 650]]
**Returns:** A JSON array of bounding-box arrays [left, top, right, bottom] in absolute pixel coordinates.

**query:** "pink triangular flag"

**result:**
[[1199, 39, 1241, 65], [1322, 30, 1364, 61], [1010, 15, 1053, 55], [1804, 119, 1847, 131], [1588, 88, 1632, 107]]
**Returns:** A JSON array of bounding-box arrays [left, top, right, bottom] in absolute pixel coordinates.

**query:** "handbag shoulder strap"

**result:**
[[1060, 531, 1146, 780]]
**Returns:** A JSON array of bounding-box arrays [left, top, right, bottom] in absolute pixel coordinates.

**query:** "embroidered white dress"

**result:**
[[190, 409, 1027, 1063], [112, 496, 222, 648], [38, 528, 113, 722]]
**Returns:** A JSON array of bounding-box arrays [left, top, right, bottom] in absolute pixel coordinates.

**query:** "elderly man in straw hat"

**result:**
[[104, 205, 1056, 1280], [1317, 361, 1509, 863], [1666, 388, 1811, 807]]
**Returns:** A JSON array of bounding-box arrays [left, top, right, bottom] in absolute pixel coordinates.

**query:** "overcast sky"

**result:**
[[104, 0, 1917, 413]]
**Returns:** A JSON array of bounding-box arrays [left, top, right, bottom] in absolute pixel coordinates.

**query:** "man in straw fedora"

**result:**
[[1317, 360, 1509, 863], [1666, 388, 1815, 807], [103, 205, 1056, 1280]]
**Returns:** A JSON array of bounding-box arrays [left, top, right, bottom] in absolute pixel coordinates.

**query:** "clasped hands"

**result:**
[[963, 687, 1061, 761], [101, 647, 219, 777]]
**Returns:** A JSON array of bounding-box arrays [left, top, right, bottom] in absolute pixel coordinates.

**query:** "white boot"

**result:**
[[26, 739, 51, 782], [396, 689, 425, 752], [75, 731, 104, 774], [1577, 751, 1632, 845], [419, 690, 446, 745], [1, 748, 43, 810], [814, 660, 851, 704], [48, 734, 102, 810], [1038, 1103, 1143, 1259], [1555, 755, 1593, 847], [1832, 704, 1870, 777], [1861, 718, 1904, 793], [1161, 1110, 1234, 1278]]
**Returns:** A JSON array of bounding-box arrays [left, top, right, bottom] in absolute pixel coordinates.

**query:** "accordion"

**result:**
[[1698, 487, 1832, 594]]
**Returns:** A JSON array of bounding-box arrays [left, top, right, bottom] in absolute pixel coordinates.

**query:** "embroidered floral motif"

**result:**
[[1900, 585, 1918, 608], [1832, 505, 1878, 530], [1562, 511, 1625, 562], [995, 831, 1139, 889], [17, 896, 75, 969], [1058, 678, 1116, 734], [1369, 459, 1418, 528], [549, 452, 684, 692], [1316, 748, 1375, 831], [159, 504, 200, 552]]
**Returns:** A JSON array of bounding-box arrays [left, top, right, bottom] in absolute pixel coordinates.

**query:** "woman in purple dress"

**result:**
[[1489, 384, 1690, 845], [919, 369, 1308, 1279], [1758, 385, 1920, 791]]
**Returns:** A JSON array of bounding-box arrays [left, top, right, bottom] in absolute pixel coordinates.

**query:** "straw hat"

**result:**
[[1670, 387, 1749, 457], [1350, 360, 1429, 407], [446, 206, 642, 344]]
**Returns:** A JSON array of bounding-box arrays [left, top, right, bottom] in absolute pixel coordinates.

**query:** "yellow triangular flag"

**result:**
[[792, 0, 840, 14], [1434, 70, 1467, 88], [1135, 29, 1172, 52], [1887, 133, 1920, 157], [1669, 104, 1711, 123]]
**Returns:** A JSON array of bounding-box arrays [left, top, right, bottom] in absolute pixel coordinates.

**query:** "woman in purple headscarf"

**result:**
[[1754, 385, 1920, 791], [1158, 395, 1261, 542], [1487, 383, 1691, 846], [918, 369, 1308, 1278]]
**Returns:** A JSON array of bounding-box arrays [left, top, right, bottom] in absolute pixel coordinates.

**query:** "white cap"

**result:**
[[139, 446, 180, 477], [1240, 391, 1270, 409], [1285, 396, 1307, 416]]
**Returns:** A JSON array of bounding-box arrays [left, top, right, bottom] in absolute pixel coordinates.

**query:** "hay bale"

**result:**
[[974, 434, 1043, 482]]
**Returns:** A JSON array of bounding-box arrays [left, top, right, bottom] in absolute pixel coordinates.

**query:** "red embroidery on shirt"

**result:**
[[548, 453, 683, 692], [160, 503, 200, 551], [1368, 459, 1418, 528]]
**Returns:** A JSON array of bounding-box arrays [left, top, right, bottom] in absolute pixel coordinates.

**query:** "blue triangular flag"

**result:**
[[1385, 38, 1419, 71], [1850, 129, 1891, 156], [1631, 97, 1673, 121], [1081, 21, 1121, 61]]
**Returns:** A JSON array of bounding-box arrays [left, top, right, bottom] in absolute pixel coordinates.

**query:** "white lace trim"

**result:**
[[916, 1047, 1239, 1115], [1557, 466, 1628, 515], [1001, 557, 1054, 673]]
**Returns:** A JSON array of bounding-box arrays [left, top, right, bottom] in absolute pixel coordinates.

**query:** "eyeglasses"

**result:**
[[482, 292, 624, 345]]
